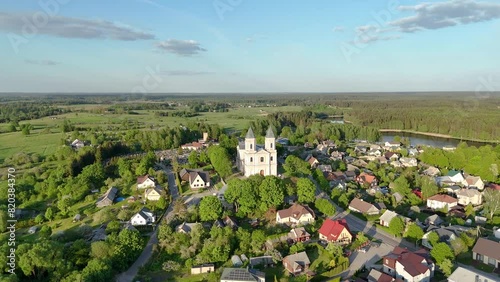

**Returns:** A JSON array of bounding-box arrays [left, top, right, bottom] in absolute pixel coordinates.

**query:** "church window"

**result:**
[[260, 157, 264, 162], [250, 144, 253, 149], [270, 157, 273, 161], [271, 143, 273, 148], [250, 157, 253, 162]]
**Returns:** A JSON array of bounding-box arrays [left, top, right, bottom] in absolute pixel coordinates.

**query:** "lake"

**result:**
[[381, 132, 497, 148]]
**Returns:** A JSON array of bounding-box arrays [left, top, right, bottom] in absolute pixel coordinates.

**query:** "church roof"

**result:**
[[266, 127, 275, 138], [246, 127, 255, 139]]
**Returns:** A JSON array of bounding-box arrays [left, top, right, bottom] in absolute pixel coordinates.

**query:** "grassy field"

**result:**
[[0, 105, 303, 162]]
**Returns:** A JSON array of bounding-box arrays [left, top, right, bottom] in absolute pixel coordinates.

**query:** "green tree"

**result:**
[[7, 122, 16, 132], [315, 198, 336, 216], [39, 225, 52, 238], [91, 241, 111, 259], [483, 189, 500, 220], [82, 259, 113, 282], [450, 237, 467, 256], [283, 155, 311, 176], [296, 178, 316, 203], [188, 151, 199, 168], [106, 220, 121, 234], [338, 193, 349, 208], [156, 197, 168, 210], [0, 210, 7, 232], [438, 258, 453, 277], [199, 196, 223, 221], [388, 216, 405, 237], [289, 242, 305, 254], [18, 240, 67, 280], [34, 214, 45, 224], [45, 207, 54, 222], [392, 176, 411, 197], [207, 146, 233, 178], [430, 243, 454, 265], [420, 176, 438, 200], [427, 231, 440, 247], [258, 176, 285, 210], [251, 230, 266, 254], [20, 123, 33, 135], [404, 223, 424, 243], [464, 203, 475, 218]]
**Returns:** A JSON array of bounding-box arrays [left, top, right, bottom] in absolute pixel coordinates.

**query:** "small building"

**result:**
[[465, 175, 484, 190], [73, 214, 81, 222], [220, 268, 265, 282], [287, 227, 311, 243], [176, 222, 200, 234], [349, 198, 380, 215], [179, 169, 211, 189], [137, 175, 156, 189], [367, 269, 397, 282], [249, 256, 274, 268], [276, 203, 315, 225], [426, 194, 458, 210], [71, 139, 85, 149], [356, 172, 378, 187], [446, 170, 466, 185], [190, 264, 214, 275], [181, 142, 204, 151], [379, 210, 399, 227], [130, 207, 155, 226], [399, 157, 417, 167], [96, 187, 118, 208], [318, 218, 352, 245], [231, 255, 243, 267], [455, 189, 482, 206], [472, 238, 500, 268], [425, 214, 443, 226], [422, 166, 440, 177], [383, 247, 434, 282], [144, 187, 163, 201], [28, 226, 38, 234], [448, 266, 492, 282], [283, 251, 310, 275]]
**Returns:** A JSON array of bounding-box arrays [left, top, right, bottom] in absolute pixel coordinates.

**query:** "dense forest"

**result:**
[[0, 103, 69, 123]]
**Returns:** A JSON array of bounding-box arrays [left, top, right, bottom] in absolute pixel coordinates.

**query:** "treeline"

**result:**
[[419, 142, 500, 182], [248, 111, 381, 142], [0, 103, 68, 123], [189, 102, 229, 112]]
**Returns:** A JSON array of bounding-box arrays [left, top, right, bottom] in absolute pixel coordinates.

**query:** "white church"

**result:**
[[236, 127, 278, 177]]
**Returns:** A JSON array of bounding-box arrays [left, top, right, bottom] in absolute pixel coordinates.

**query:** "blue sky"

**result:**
[[1, 0, 500, 93]]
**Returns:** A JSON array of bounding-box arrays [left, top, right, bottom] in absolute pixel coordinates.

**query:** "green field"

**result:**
[[0, 105, 303, 162]]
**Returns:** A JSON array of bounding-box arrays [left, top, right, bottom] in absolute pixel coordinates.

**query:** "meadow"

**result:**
[[0, 105, 303, 162]]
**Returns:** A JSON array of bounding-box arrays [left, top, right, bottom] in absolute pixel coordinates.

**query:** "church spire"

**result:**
[[246, 127, 255, 139], [265, 127, 275, 138]]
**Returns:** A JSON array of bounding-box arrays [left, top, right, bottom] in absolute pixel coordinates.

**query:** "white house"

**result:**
[[180, 169, 211, 189], [71, 139, 85, 149], [276, 204, 315, 225], [137, 175, 156, 189], [446, 170, 466, 186], [472, 238, 500, 268], [455, 189, 482, 206], [426, 194, 458, 210], [236, 127, 277, 177], [130, 207, 155, 226], [383, 247, 434, 282], [400, 157, 418, 167], [465, 175, 484, 190]]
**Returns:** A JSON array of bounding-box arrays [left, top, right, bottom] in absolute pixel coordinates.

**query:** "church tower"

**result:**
[[265, 127, 276, 151], [245, 127, 256, 151]]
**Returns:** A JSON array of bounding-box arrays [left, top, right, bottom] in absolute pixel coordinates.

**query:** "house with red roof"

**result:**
[[383, 247, 434, 282], [318, 219, 352, 245], [356, 172, 378, 187]]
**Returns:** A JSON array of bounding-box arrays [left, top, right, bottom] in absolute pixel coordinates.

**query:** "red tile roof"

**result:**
[[384, 247, 432, 278], [358, 172, 376, 184], [318, 219, 351, 242]]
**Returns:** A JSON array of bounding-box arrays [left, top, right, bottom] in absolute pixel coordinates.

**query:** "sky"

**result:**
[[1, 0, 500, 93]]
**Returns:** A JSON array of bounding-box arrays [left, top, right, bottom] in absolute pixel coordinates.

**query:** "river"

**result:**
[[381, 132, 497, 148]]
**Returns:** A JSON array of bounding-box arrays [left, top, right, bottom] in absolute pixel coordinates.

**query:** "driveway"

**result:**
[[115, 166, 179, 282], [346, 242, 392, 277]]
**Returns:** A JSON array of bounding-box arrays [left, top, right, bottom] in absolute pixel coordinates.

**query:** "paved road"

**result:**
[[115, 166, 179, 282]]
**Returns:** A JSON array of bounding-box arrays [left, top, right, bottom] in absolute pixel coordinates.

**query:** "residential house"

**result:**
[[400, 157, 418, 167], [353, 159, 368, 168], [71, 139, 85, 149], [465, 176, 484, 190], [176, 222, 200, 234], [191, 264, 215, 275], [317, 164, 332, 173], [330, 151, 344, 161], [422, 225, 470, 249], [318, 219, 352, 245], [283, 251, 310, 275], [368, 269, 399, 282], [96, 187, 118, 208], [131, 207, 155, 226], [370, 144, 382, 150], [349, 198, 380, 215], [220, 268, 265, 282], [305, 155, 319, 169], [383, 247, 434, 282], [276, 203, 315, 225], [315, 144, 329, 155], [368, 186, 388, 196], [385, 141, 401, 148], [385, 152, 400, 161], [455, 189, 482, 206], [345, 171, 357, 181], [472, 238, 500, 268], [448, 266, 492, 282], [137, 175, 156, 189], [368, 149, 382, 157], [355, 146, 368, 153], [357, 172, 378, 187], [180, 169, 211, 189], [144, 187, 163, 201], [287, 227, 311, 243], [422, 166, 440, 177], [443, 185, 461, 195], [379, 210, 400, 227], [408, 148, 419, 156], [424, 214, 443, 226], [426, 194, 458, 210], [391, 160, 403, 168], [446, 170, 466, 186], [376, 156, 389, 164], [181, 142, 204, 150]]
